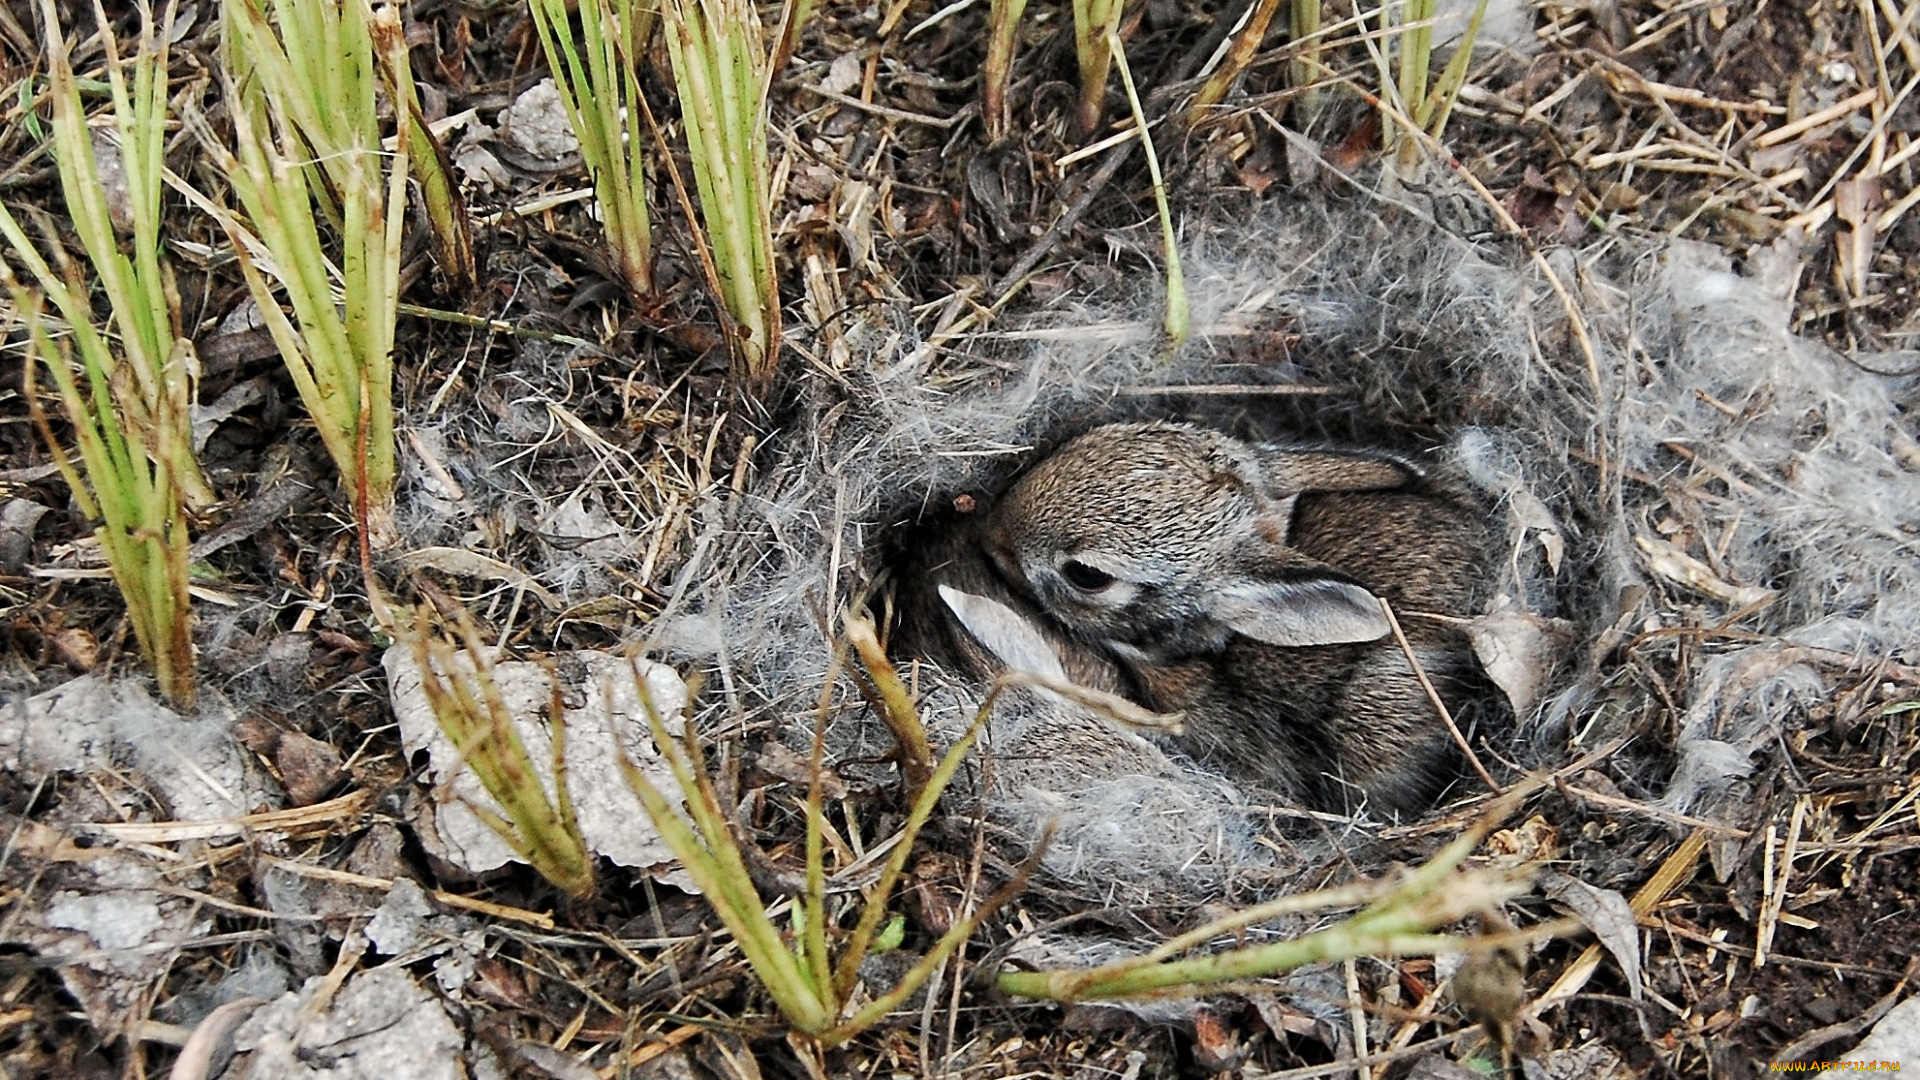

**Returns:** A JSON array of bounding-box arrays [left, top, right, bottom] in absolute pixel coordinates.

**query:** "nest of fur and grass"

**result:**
[[0, 0, 1916, 1077]]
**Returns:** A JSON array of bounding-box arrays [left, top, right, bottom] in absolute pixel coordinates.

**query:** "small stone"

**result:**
[[274, 730, 345, 806]]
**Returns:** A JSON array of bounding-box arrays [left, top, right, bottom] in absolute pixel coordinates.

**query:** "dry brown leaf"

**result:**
[[50, 627, 99, 673], [1634, 533, 1777, 607], [1468, 608, 1573, 717], [1541, 870, 1643, 1000], [1488, 815, 1561, 864]]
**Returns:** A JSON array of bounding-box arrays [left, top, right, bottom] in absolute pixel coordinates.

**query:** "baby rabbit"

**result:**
[[981, 421, 1498, 816]]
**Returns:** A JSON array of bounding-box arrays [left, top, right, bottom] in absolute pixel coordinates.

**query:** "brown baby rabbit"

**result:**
[[981, 421, 1498, 816]]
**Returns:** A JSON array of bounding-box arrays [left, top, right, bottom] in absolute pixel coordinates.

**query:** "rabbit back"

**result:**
[[1141, 633, 1493, 816], [1285, 488, 1491, 614], [1144, 477, 1498, 814]]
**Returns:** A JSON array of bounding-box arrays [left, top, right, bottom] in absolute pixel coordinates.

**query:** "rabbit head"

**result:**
[[892, 510, 1130, 693], [983, 422, 1422, 661]]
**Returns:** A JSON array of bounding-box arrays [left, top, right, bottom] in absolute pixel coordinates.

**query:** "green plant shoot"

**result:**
[[371, 8, 476, 289], [997, 796, 1543, 1001], [210, 0, 406, 549], [527, 0, 654, 298], [984, 0, 1031, 139], [1071, 0, 1125, 134], [399, 604, 596, 898], [1291, 0, 1326, 121], [619, 614, 1032, 1046], [1382, 0, 1491, 169], [660, 0, 783, 397], [1109, 27, 1188, 347], [0, 0, 202, 706]]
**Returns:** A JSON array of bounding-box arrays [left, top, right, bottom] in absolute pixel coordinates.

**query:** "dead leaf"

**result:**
[[1468, 607, 1573, 717], [1635, 532, 1777, 607], [0, 498, 50, 573], [1487, 815, 1560, 864], [1190, 1004, 1243, 1072], [1247, 993, 1320, 1037], [1508, 487, 1566, 573], [1540, 870, 1642, 1000], [50, 627, 98, 673], [1834, 177, 1883, 299], [819, 51, 863, 97], [275, 730, 346, 807], [749, 740, 848, 799], [399, 548, 561, 610], [191, 377, 268, 452]]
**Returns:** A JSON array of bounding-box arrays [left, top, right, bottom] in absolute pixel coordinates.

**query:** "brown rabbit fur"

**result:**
[[973, 421, 1501, 817]]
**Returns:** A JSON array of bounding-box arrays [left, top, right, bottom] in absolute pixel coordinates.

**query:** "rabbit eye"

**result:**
[[1060, 560, 1116, 591]]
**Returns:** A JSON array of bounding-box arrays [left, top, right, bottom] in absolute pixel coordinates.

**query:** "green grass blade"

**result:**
[[527, 0, 654, 296], [661, 0, 780, 395], [621, 679, 836, 1032], [1109, 29, 1187, 346]]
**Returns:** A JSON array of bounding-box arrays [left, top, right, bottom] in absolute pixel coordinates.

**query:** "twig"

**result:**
[[1116, 383, 1337, 396], [79, 789, 373, 843], [1343, 959, 1368, 1080], [1752, 87, 1880, 148], [990, 140, 1132, 301], [1556, 782, 1750, 838], [604, 1023, 707, 1076], [1379, 599, 1499, 795], [1753, 795, 1809, 968], [1655, 914, 1909, 979], [1586, 51, 1786, 114], [397, 302, 603, 351], [802, 84, 961, 128], [256, 855, 559, 929]]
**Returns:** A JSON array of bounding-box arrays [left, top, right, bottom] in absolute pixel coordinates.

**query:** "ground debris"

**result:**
[[0, 0, 1915, 1074], [227, 965, 464, 1080], [384, 648, 693, 885]]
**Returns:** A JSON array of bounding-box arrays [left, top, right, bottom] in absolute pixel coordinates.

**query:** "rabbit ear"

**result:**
[[1213, 576, 1391, 647], [1259, 449, 1421, 495], [939, 585, 1069, 679]]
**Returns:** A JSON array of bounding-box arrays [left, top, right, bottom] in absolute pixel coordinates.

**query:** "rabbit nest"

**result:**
[[550, 205, 1905, 901]]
